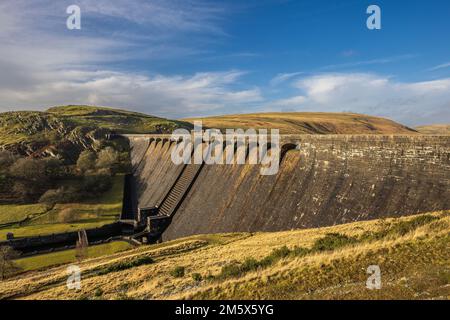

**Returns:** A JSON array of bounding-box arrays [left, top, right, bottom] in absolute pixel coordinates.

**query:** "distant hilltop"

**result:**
[[0, 105, 422, 160], [184, 112, 418, 135], [415, 124, 450, 135]]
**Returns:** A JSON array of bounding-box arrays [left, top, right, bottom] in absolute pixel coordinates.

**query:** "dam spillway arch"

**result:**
[[120, 134, 450, 241]]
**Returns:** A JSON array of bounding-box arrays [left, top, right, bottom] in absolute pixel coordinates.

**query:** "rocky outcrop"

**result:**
[[0, 106, 193, 162], [0, 111, 108, 161]]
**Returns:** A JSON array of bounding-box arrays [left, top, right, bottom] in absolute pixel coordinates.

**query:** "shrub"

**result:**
[[96, 147, 119, 171], [390, 215, 439, 236], [94, 288, 103, 297], [58, 208, 78, 223], [219, 263, 243, 278], [97, 256, 154, 275], [0, 151, 16, 171], [360, 215, 440, 241], [43, 158, 63, 179], [39, 188, 61, 204], [171, 266, 185, 278], [267, 245, 290, 259], [9, 158, 47, 182], [12, 181, 37, 201], [192, 273, 202, 282], [77, 150, 97, 173], [312, 233, 358, 252], [291, 246, 311, 257], [82, 174, 112, 194], [218, 246, 301, 280], [39, 187, 82, 204]]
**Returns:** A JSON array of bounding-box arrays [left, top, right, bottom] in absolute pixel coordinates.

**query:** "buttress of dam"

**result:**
[[120, 134, 450, 242]]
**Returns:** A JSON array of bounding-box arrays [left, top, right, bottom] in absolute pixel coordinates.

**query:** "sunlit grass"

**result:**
[[0, 211, 448, 300], [184, 112, 417, 134], [0, 203, 49, 225]]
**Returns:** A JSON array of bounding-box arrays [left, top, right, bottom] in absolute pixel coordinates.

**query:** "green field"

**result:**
[[0, 175, 124, 239], [0, 203, 49, 225], [15, 241, 133, 272]]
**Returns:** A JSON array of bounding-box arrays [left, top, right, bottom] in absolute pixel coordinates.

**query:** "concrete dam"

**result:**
[[123, 134, 450, 241]]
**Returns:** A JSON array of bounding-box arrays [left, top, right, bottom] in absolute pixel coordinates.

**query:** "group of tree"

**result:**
[[0, 144, 130, 204], [1, 151, 64, 202], [76, 147, 119, 175], [38, 147, 124, 205]]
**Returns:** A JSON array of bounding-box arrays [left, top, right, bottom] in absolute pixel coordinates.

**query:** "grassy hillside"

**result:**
[[415, 124, 450, 135], [2, 211, 448, 300], [0, 105, 192, 159], [185, 112, 417, 134]]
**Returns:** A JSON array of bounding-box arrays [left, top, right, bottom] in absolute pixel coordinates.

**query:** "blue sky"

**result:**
[[0, 0, 449, 125]]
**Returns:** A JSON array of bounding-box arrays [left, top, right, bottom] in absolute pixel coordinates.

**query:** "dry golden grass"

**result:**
[[415, 124, 450, 135], [184, 112, 417, 134], [1, 211, 448, 300]]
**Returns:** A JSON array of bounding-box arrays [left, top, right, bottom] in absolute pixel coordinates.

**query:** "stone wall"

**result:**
[[126, 137, 184, 219], [0, 223, 122, 254]]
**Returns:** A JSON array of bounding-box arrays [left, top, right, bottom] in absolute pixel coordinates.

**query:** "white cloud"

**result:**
[[320, 54, 417, 71], [428, 62, 450, 71], [0, 1, 264, 118], [267, 95, 306, 108], [270, 72, 303, 86], [267, 73, 450, 126], [0, 70, 262, 117], [341, 50, 358, 57]]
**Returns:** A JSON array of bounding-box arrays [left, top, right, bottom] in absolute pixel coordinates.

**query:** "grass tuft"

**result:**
[[312, 233, 358, 252], [97, 255, 154, 275], [170, 266, 185, 278]]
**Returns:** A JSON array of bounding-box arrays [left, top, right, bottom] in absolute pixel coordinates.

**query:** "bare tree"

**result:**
[[0, 246, 21, 280], [75, 230, 89, 262]]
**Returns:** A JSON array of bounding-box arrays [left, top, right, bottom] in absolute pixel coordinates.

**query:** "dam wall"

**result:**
[[126, 136, 184, 219], [124, 135, 450, 241]]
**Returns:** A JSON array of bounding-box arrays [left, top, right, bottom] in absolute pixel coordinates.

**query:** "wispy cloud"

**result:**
[[428, 62, 450, 71], [270, 72, 304, 86], [266, 95, 306, 107], [77, 0, 227, 35], [320, 54, 418, 70], [341, 50, 358, 57]]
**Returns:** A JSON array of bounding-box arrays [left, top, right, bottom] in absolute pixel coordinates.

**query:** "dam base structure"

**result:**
[[121, 134, 450, 242]]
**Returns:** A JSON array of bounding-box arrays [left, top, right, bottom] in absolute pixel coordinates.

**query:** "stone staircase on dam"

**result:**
[[128, 163, 204, 242], [157, 163, 203, 217]]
